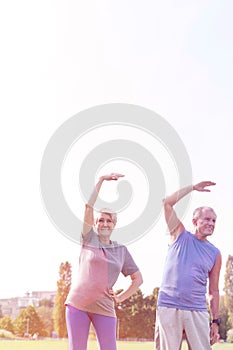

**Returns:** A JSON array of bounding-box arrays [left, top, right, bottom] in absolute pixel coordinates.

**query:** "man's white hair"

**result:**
[[192, 206, 216, 220]]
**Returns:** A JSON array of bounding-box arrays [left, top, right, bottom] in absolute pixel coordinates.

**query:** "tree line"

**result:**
[[1, 256, 233, 342]]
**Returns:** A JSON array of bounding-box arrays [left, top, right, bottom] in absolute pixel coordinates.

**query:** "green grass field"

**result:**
[[0, 340, 232, 350]]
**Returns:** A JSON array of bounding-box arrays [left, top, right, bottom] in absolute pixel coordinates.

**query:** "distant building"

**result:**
[[0, 291, 56, 319]]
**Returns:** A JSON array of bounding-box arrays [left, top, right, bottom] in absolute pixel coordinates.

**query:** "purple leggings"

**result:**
[[66, 305, 117, 350]]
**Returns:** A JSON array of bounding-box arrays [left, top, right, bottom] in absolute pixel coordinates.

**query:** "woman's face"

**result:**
[[95, 212, 116, 237]]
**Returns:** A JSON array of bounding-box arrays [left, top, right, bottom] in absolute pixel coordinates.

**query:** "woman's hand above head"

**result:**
[[100, 173, 125, 181]]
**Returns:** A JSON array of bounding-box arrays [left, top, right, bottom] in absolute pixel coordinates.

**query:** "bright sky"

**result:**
[[1, 0, 233, 299]]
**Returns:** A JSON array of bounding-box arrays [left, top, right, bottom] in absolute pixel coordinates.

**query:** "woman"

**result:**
[[65, 173, 143, 350]]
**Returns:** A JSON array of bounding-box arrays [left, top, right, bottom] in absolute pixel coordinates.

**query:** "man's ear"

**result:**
[[192, 218, 197, 226]]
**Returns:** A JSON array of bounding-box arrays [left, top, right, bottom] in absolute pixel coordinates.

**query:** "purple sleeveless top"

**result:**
[[158, 229, 220, 310]]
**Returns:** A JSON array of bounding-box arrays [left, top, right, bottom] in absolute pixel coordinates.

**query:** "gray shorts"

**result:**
[[155, 306, 211, 350]]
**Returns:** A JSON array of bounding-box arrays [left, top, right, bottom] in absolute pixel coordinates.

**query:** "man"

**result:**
[[155, 181, 222, 350]]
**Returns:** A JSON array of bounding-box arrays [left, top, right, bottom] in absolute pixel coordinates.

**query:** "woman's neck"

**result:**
[[98, 236, 111, 245]]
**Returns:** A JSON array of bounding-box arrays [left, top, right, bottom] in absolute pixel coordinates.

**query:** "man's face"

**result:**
[[193, 208, 217, 239]]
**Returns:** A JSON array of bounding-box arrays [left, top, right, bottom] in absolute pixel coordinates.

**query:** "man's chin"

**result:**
[[204, 230, 213, 236]]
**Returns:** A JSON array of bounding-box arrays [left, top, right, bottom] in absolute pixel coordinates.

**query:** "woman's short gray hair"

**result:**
[[96, 208, 117, 224]]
